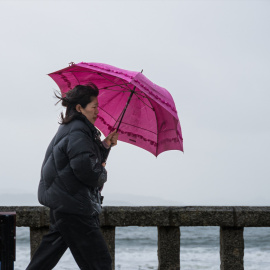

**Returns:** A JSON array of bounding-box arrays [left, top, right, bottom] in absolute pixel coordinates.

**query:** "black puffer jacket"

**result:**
[[38, 115, 109, 216]]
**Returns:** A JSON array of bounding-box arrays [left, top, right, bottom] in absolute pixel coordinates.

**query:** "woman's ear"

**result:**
[[76, 104, 82, 113]]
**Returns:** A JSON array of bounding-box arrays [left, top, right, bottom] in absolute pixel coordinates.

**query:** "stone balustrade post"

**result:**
[[158, 226, 180, 270], [30, 226, 49, 258], [220, 226, 244, 270], [101, 226, 116, 270]]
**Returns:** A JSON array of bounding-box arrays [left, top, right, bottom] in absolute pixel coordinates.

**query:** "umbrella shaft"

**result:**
[[104, 87, 135, 163], [116, 87, 135, 131]]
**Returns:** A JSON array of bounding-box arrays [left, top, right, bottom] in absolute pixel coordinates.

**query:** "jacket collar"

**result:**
[[75, 114, 102, 141]]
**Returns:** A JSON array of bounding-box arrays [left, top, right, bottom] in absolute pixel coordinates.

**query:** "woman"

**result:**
[[26, 84, 118, 270]]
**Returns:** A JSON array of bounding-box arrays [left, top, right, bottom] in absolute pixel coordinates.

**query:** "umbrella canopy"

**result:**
[[49, 62, 183, 156]]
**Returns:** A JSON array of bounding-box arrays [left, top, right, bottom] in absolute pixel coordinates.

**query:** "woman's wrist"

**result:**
[[102, 140, 111, 149]]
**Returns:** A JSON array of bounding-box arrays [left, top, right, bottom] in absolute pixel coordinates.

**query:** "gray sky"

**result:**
[[0, 0, 269, 206]]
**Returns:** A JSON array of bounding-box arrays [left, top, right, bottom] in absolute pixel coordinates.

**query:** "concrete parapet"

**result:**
[[1, 206, 270, 227], [1, 206, 270, 269], [232, 206, 270, 227], [101, 206, 270, 227], [0, 206, 49, 227]]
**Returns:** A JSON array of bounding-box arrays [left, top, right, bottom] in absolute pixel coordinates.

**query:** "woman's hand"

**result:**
[[104, 130, 119, 147]]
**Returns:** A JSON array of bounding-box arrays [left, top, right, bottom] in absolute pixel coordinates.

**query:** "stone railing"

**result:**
[[1, 206, 270, 270]]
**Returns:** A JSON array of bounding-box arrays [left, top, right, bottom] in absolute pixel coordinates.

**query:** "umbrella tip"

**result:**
[[69, 62, 75, 66], [141, 69, 143, 73]]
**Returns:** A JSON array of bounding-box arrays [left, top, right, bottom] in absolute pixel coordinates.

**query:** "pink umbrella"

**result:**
[[48, 62, 183, 157]]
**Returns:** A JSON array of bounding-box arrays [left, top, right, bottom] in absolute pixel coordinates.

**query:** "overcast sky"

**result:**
[[0, 0, 269, 206]]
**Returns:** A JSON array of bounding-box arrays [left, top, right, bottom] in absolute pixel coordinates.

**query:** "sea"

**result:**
[[14, 226, 270, 270]]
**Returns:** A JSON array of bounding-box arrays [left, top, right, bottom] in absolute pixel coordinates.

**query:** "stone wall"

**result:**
[[1, 206, 270, 270]]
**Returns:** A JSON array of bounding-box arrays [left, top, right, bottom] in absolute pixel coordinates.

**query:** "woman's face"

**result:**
[[79, 97, 99, 125]]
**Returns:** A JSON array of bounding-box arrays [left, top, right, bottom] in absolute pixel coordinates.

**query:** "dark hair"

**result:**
[[55, 83, 99, 124]]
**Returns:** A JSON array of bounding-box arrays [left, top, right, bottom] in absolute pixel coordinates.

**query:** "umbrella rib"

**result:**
[[98, 106, 132, 130], [134, 92, 148, 98], [65, 70, 133, 91], [116, 78, 133, 90], [101, 89, 131, 93], [99, 106, 131, 130], [99, 83, 133, 91], [99, 84, 131, 93], [134, 92, 154, 111], [144, 97, 158, 156], [97, 73, 133, 91], [98, 107, 157, 135], [158, 128, 181, 133], [98, 106, 118, 122], [133, 91, 158, 150], [72, 72, 80, 85], [116, 121, 157, 135], [65, 70, 102, 76]]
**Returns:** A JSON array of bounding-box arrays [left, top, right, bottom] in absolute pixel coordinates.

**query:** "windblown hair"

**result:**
[[55, 83, 99, 124]]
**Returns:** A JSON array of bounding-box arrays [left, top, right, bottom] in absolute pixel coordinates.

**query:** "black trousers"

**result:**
[[26, 210, 112, 270]]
